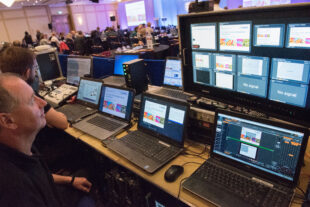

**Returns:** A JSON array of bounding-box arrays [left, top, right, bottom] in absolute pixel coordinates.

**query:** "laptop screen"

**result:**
[[77, 79, 102, 105], [139, 94, 187, 144], [114, 55, 139, 75], [163, 58, 183, 87], [98, 86, 134, 121], [67, 57, 92, 86], [214, 112, 305, 181]]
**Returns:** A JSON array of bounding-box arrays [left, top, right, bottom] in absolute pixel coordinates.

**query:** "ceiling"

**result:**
[[0, 0, 121, 9]]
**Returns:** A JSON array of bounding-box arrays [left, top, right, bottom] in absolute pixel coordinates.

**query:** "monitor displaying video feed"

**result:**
[[286, 23, 310, 49], [214, 53, 236, 73], [192, 51, 214, 86], [271, 58, 310, 84], [191, 23, 217, 50], [67, 56, 92, 86], [237, 55, 270, 77], [215, 72, 235, 90], [219, 21, 251, 53], [253, 24, 285, 47]]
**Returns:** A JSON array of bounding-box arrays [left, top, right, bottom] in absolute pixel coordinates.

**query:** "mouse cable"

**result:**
[[296, 186, 306, 198], [181, 152, 207, 161], [177, 177, 188, 199], [181, 161, 203, 167], [185, 144, 207, 155]]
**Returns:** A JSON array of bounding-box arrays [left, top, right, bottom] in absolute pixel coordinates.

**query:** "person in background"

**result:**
[[22, 31, 33, 47], [36, 30, 42, 43], [40, 33, 50, 45], [51, 32, 60, 48], [145, 22, 154, 36], [74, 31, 85, 55], [71, 30, 76, 40], [0, 73, 93, 207], [59, 32, 65, 41], [65, 33, 74, 52], [12, 40, 22, 47]]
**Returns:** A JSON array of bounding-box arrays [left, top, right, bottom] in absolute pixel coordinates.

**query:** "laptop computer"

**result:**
[[56, 77, 103, 123], [183, 110, 309, 207], [149, 57, 191, 102], [106, 93, 189, 173], [103, 55, 139, 87], [73, 84, 135, 140]]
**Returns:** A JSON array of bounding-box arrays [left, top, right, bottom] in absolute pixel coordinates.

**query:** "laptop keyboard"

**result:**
[[156, 89, 189, 100], [58, 104, 93, 121], [193, 161, 292, 207], [120, 131, 179, 162], [87, 116, 123, 131]]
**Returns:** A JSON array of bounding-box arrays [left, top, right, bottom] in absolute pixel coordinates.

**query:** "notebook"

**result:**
[[56, 78, 102, 123], [106, 93, 189, 173], [102, 55, 139, 87], [149, 57, 191, 102], [183, 110, 309, 207], [73, 84, 135, 140]]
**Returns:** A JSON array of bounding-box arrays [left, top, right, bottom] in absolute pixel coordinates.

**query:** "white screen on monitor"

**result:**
[[195, 54, 210, 68], [242, 58, 263, 76], [215, 55, 233, 72], [67, 58, 91, 86], [276, 61, 304, 81], [191, 24, 216, 50], [220, 22, 251, 52], [125, 1, 146, 27], [255, 26, 282, 46], [216, 72, 233, 89], [287, 24, 310, 48], [243, 0, 291, 7]]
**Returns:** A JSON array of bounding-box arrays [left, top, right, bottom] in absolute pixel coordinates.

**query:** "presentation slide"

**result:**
[[77, 80, 102, 104], [216, 72, 234, 90], [215, 55, 234, 72], [241, 57, 263, 76], [67, 58, 91, 85], [220, 22, 251, 52], [164, 59, 182, 87], [194, 53, 211, 68], [243, 0, 290, 7], [287, 24, 310, 49], [101, 87, 129, 118], [125, 1, 146, 26], [168, 107, 185, 125], [277, 62, 304, 82], [191, 23, 216, 50], [254, 24, 284, 47], [143, 100, 167, 128], [240, 127, 262, 146]]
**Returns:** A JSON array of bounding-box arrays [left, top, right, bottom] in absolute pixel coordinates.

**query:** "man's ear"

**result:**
[[24, 68, 31, 80], [0, 113, 17, 130]]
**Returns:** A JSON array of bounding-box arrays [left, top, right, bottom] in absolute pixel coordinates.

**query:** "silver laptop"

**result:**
[[183, 110, 309, 207], [106, 93, 189, 173], [73, 84, 135, 140], [56, 77, 102, 123], [149, 57, 191, 102]]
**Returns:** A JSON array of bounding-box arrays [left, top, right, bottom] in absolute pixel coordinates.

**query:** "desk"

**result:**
[[65, 126, 310, 207]]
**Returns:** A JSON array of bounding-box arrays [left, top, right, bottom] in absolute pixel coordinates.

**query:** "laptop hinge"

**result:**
[[252, 177, 274, 188], [158, 140, 170, 147]]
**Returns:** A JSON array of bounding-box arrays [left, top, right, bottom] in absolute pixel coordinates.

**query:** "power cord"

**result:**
[[177, 177, 188, 199]]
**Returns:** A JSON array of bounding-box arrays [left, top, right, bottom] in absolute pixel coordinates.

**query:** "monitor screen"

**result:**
[[125, 1, 146, 26], [243, 0, 291, 7], [237, 55, 269, 77], [114, 55, 139, 75], [192, 51, 214, 86], [214, 112, 305, 181], [214, 53, 236, 73], [67, 57, 92, 86], [253, 24, 285, 47], [163, 58, 183, 87], [191, 23, 217, 50], [98, 86, 134, 120], [268, 80, 308, 107], [271, 58, 310, 84], [237, 76, 268, 97], [77, 79, 102, 105], [215, 72, 234, 90], [36, 52, 62, 82], [286, 23, 310, 49], [139, 95, 188, 144], [219, 21, 251, 53]]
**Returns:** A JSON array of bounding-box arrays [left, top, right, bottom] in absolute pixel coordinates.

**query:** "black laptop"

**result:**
[[106, 93, 189, 173], [149, 57, 191, 102], [56, 77, 102, 123], [73, 84, 135, 140], [183, 110, 309, 207]]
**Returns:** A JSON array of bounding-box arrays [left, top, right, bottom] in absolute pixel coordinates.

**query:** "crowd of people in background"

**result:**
[[1, 22, 178, 56]]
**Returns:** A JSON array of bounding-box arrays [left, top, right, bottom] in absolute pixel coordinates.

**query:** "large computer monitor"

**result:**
[[179, 3, 310, 126], [66, 56, 93, 86], [36, 51, 63, 82], [114, 55, 139, 75]]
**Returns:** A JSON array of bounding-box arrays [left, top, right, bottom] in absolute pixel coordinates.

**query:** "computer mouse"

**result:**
[[164, 165, 184, 182]]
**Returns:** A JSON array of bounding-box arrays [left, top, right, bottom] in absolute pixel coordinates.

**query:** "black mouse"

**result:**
[[164, 165, 184, 182]]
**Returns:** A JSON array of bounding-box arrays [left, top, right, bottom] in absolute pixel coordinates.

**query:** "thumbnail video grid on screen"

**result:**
[[190, 21, 310, 108], [77, 79, 102, 105], [139, 95, 187, 143], [215, 113, 305, 181]]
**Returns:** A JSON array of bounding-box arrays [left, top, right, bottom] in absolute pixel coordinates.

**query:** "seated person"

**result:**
[[0, 73, 93, 206]]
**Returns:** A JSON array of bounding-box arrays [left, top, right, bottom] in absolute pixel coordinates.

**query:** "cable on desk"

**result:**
[[177, 177, 188, 199], [297, 186, 306, 197], [181, 162, 203, 167], [181, 152, 207, 160], [185, 144, 207, 155]]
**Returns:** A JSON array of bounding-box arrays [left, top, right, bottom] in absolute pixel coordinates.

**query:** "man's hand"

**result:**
[[72, 177, 92, 193]]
